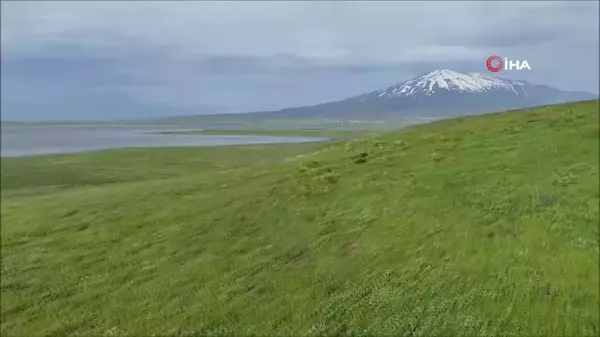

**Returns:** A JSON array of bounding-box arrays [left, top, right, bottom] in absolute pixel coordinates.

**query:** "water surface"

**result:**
[[1, 125, 326, 157]]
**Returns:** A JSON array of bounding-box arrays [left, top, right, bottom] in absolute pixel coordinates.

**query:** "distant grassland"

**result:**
[[159, 128, 380, 140], [1, 100, 599, 336]]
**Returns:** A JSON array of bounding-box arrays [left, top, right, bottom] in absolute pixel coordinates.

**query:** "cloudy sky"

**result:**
[[2, 1, 599, 121]]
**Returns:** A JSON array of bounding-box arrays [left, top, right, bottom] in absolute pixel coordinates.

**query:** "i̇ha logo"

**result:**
[[486, 55, 531, 72]]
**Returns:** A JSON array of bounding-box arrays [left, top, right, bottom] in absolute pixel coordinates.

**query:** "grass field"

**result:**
[[1, 100, 599, 336], [159, 129, 379, 140]]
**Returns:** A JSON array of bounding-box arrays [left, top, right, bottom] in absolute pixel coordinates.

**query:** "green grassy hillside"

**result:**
[[2, 100, 599, 336]]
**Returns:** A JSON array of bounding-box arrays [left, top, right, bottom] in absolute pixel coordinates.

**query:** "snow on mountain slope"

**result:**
[[360, 69, 528, 102]]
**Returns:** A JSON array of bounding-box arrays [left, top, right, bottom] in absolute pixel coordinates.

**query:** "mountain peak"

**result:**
[[262, 68, 597, 120], [422, 68, 465, 77], [416, 68, 499, 84], [364, 68, 525, 100]]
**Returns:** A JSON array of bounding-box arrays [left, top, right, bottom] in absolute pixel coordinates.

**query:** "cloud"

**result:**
[[4, 1, 596, 61], [1, 1, 598, 120]]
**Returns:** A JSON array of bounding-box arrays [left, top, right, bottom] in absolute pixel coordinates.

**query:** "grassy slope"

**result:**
[[1, 101, 599, 336]]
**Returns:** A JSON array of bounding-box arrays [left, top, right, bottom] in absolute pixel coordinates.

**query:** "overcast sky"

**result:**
[[2, 1, 599, 121]]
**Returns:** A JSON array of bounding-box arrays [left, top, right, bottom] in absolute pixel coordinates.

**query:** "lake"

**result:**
[[0, 125, 326, 157]]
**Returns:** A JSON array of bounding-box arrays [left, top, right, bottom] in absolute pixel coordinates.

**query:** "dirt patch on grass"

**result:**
[[345, 243, 360, 257]]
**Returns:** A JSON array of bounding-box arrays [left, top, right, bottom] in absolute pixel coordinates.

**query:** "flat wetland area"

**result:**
[[1, 101, 599, 336], [1, 125, 338, 158]]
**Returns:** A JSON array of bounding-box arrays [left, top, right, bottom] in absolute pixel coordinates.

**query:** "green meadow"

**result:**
[[158, 128, 378, 141], [1, 100, 598, 336]]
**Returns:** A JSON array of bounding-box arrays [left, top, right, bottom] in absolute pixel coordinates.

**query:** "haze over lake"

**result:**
[[1, 125, 325, 157]]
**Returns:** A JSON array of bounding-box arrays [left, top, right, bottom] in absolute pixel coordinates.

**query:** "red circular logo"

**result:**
[[486, 55, 503, 72]]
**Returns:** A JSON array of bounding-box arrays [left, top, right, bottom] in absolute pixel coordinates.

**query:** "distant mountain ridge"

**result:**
[[4, 69, 597, 125], [253, 69, 597, 120]]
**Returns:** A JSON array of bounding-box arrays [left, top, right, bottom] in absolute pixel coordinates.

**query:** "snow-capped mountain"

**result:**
[[263, 69, 597, 119], [361, 69, 529, 100]]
